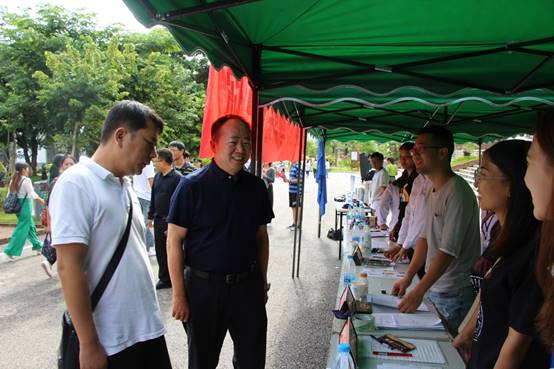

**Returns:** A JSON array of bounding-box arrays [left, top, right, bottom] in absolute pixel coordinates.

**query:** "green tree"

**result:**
[[34, 37, 133, 156], [0, 5, 116, 171]]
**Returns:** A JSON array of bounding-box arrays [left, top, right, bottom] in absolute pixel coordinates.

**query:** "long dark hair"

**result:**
[[534, 109, 554, 348], [9, 162, 29, 193], [484, 140, 538, 260]]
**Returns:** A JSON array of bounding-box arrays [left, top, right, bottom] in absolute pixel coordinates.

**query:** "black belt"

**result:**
[[187, 265, 257, 285]]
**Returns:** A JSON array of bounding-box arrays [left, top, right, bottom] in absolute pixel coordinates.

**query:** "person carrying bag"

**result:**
[[58, 197, 133, 369]]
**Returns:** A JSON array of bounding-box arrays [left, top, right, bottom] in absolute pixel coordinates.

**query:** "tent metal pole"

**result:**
[[317, 136, 326, 239], [162, 0, 260, 21], [292, 126, 303, 278], [296, 128, 308, 278], [255, 106, 264, 176], [250, 85, 260, 175]]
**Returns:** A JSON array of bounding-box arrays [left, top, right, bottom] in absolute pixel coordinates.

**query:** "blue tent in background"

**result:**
[[316, 139, 327, 237]]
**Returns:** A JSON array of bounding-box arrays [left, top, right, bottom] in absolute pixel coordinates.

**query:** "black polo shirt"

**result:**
[[148, 169, 182, 220], [167, 161, 274, 273]]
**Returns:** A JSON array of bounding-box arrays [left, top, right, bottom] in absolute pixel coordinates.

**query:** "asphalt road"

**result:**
[[0, 171, 354, 369]]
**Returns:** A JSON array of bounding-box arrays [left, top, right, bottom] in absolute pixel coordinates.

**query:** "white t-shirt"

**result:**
[[397, 174, 432, 249], [50, 157, 165, 355], [420, 175, 480, 293], [132, 163, 155, 201], [13, 176, 39, 199], [369, 168, 390, 210], [376, 183, 400, 229]]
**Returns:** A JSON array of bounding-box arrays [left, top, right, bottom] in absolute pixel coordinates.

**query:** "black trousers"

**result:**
[[154, 218, 170, 284], [183, 268, 267, 369], [107, 336, 172, 369]]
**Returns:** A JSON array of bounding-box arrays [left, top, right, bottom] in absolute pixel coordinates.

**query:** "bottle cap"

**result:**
[[347, 255, 354, 260], [338, 343, 350, 353], [359, 272, 367, 278]]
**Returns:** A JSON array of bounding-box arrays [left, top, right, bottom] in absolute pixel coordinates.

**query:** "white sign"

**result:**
[[351, 151, 358, 160]]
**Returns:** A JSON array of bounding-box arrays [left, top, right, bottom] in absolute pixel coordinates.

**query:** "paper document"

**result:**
[[377, 363, 443, 369], [370, 230, 389, 238], [369, 294, 430, 312], [369, 337, 446, 364], [364, 268, 405, 279], [372, 313, 444, 331]]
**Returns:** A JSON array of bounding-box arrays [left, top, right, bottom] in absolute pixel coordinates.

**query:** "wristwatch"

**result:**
[[264, 282, 271, 292]]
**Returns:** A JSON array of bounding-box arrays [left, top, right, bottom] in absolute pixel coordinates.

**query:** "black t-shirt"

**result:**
[[469, 232, 549, 369], [167, 161, 274, 273]]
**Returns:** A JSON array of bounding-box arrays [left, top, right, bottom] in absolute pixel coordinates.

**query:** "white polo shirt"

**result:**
[[397, 174, 433, 249], [376, 183, 400, 229], [369, 168, 389, 210], [50, 157, 165, 355]]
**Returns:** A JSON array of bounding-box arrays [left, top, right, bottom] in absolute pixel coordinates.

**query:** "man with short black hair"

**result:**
[[148, 148, 182, 289], [392, 125, 479, 334], [50, 100, 171, 369], [169, 140, 196, 176], [369, 152, 389, 211], [167, 115, 273, 369]]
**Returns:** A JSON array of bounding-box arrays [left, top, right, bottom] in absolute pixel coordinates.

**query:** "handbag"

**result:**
[[41, 233, 56, 265], [3, 179, 27, 214], [58, 194, 133, 369]]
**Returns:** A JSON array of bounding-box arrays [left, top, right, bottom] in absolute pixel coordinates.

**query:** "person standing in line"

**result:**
[[133, 162, 156, 256], [40, 154, 76, 277], [50, 100, 171, 368], [385, 157, 398, 179], [167, 115, 273, 369], [147, 148, 182, 289], [262, 162, 276, 213], [392, 125, 480, 334], [4, 163, 46, 260], [524, 109, 554, 365], [169, 141, 196, 176], [305, 159, 311, 177], [285, 160, 303, 230]]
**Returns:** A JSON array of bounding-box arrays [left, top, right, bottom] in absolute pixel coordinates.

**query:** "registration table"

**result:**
[[334, 202, 373, 260], [326, 237, 465, 369]]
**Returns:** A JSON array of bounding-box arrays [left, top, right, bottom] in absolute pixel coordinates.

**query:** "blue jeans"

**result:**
[[428, 285, 475, 335], [138, 197, 154, 248]]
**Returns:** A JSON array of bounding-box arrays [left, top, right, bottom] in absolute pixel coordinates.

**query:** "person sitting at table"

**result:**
[[391, 125, 480, 335], [453, 139, 549, 369]]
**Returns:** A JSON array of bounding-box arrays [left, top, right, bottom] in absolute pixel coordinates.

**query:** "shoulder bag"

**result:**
[[58, 193, 133, 369]]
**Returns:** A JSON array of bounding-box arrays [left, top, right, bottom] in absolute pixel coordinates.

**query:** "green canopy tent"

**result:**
[[123, 0, 554, 277]]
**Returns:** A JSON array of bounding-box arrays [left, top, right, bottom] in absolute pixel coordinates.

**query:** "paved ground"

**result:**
[[0, 171, 354, 369]]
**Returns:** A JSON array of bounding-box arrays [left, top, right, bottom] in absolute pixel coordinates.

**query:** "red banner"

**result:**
[[199, 66, 301, 162]]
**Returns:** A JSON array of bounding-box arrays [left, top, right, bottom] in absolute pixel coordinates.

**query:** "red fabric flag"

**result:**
[[199, 66, 301, 161]]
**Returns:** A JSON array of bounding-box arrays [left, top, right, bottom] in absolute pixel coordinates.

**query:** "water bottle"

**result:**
[[343, 255, 356, 285], [332, 343, 356, 369]]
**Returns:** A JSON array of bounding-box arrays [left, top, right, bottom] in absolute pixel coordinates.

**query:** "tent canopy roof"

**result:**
[[123, 0, 554, 142]]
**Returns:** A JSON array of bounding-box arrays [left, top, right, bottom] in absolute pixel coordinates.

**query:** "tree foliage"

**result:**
[[0, 5, 208, 171]]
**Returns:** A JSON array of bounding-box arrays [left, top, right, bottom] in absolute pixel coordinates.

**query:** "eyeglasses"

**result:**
[[474, 167, 508, 184], [410, 145, 443, 156]]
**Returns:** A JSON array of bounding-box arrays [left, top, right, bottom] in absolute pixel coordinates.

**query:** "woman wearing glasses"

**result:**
[[524, 110, 554, 368], [453, 139, 549, 369]]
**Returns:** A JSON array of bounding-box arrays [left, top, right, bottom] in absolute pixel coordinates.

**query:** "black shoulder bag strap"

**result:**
[[90, 191, 133, 311]]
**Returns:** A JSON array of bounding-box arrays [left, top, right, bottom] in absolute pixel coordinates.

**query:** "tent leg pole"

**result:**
[[296, 128, 307, 278], [255, 107, 264, 176], [291, 126, 303, 279], [250, 85, 259, 175]]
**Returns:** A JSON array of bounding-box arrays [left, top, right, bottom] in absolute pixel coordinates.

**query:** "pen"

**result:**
[[372, 351, 413, 357]]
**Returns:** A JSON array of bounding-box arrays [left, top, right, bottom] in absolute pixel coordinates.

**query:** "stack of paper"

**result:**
[[369, 294, 430, 312], [372, 313, 444, 331], [364, 268, 406, 279], [368, 337, 446, 364], [370, 229, 389, 238]]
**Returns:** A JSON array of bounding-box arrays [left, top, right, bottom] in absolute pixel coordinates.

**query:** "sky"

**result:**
[[2, 0, 149, 32]]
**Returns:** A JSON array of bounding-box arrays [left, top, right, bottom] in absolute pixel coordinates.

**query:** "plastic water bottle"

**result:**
[[332, 343, 356, 369], [343, 255, 356, 285]]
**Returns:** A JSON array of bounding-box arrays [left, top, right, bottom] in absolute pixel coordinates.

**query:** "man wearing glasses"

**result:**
[[392, 125, 480, 335]]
